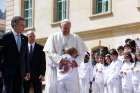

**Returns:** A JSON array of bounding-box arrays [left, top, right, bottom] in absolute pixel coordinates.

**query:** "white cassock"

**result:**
[[107, 59, 123, 93], [91, 65, 98, 93], [104, 65, 110, 93], [43, 32, 87, 93], [94, 63, 105, 93], [120, 62, 133, 93], [132, 61, 140, 93], [78, 61, 93, 93]]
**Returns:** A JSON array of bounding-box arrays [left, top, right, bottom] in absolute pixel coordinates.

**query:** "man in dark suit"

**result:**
[[24, 31, 46, 93], [0, 16, 30, 93], [0, 46, 3, 93]]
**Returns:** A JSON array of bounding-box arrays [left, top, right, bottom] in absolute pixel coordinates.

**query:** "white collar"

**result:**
[[28, 42, 35, 47], [12, 29, 21, 36]]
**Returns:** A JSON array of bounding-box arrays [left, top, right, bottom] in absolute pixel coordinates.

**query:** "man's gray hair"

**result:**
[[11, 16, 25, 28], [60, 19, 71, 25], [26, 31, 35, 36]]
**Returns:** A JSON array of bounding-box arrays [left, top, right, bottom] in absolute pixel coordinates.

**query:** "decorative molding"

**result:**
[[89, 11, 113, 19], [75, 22, 140, 40]]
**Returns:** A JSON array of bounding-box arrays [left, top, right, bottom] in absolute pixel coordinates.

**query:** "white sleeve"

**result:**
[[43, 34, 62, 64], [75, 36, 87, 65], [110, 62, 122, 80]]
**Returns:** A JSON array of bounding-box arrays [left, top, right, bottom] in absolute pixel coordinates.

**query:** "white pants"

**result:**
[[122, 88, 133, 93], [57, 79, 75, 93], [133, 84, 140, 93], [107, 78, 122, 93], [104, 85, 109, 93], [79, 78, 89, 93], [92, 82, 98, 93], [96, 82, 104, 93], [95, 78, 104, 93]]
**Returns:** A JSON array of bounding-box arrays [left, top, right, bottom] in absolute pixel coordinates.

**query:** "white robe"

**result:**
[[43, 32, 87, 93], [104, 65, 110, 93], [78, 61, 93, 93], [57, 54, 79, 93], [94, 63, 105, 93], [132, 62, 140, 93], [107, 59, 123, 93], [120, 62, 133, 93]]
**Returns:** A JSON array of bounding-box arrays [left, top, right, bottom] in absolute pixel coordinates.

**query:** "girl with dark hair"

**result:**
[[104, 54, 112, 93], [124, 44, 135, 62], [107, 49, 123, 93], [117, 45, 124, 62], [94, 53, 105, 93], [120, 52, 134, 93]]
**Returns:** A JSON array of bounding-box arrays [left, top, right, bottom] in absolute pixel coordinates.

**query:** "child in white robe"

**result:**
[[132, 50, 140, 93], [57, 46, 79, 93], [107, 49, 123, 93], [104, 54, 112, 93], [92, 52, 100, 93], [78, 52, 93, 93], [94, 53, 105, 93], [120, 52, 133, 93]]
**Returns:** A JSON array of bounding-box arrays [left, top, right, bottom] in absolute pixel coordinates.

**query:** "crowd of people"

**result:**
[[0, 16, 140, 93], [90, 38, 140, 93], [43, 18, 140, 93]]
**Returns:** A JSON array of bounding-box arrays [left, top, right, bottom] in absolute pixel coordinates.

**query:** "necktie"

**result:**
[[16, 35, 21, 52], [29, 44, 33, 59], [30, 45, 33, 55]]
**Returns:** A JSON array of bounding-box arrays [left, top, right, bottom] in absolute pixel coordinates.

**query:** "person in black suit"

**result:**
[[0, 46, 3, 93], [24, 31, 46, 93], [0, 16, 30, 93]]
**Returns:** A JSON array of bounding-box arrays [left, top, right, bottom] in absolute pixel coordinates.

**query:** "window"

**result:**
[[53, 0, 68, 22], [96, 0, 108, 13], [23, 0, 33, 28], [92, 0, 111, 15], [90, 0, 112, 18]]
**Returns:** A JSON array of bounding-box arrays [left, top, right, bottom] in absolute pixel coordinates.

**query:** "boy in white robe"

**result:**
[[78, 52, 93, 93], [107, 49, 123, 93]]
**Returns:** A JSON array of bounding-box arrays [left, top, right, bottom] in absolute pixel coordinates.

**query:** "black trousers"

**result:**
[[0, 78, 3, 93], [4, 73, 22, 93], [24, 78, 42, 93]]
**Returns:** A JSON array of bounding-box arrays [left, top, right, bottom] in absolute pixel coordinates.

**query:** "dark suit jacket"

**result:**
[[0, 47, 3, 78], [1, 31, 29, 78], [29, 43, 46, 78]]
